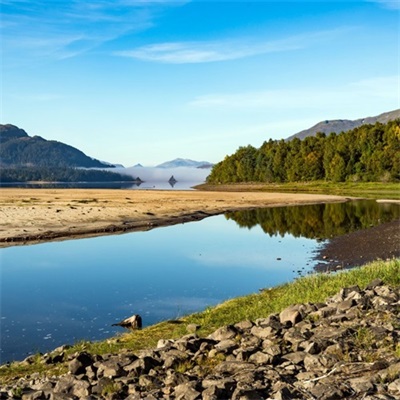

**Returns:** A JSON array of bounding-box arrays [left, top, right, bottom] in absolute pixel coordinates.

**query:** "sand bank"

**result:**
[[0, 188, 347, 247]]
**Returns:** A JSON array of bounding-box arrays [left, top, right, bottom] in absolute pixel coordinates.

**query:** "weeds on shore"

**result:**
[[196, 181, 400, 200], [1, 258, 399, 384]]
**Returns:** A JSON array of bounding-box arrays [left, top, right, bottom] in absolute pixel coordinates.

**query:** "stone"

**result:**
[[124, 356, 159, 376], [232, 388, 264, 400], [279, 305, 303, 326], [5, 284, 400, 400], [202, 385, 229, 400], [173, 382, 201, 400], [68, 352, 93, 375], [21, 391, 44, 400], [248, 351, 272, 364], [282, 351, 307, 365], [309, 383, 346, 400], [348, 376, 374, 394], [234, 320, 254, 331], [97, 359, 126, 378], [215, 339, 238, 352], [388, 379, 400, 395], [250, 326, 275, 339], [186, 323, 200, 333], [214, 361, 255, 375], [208, 325, 238, 341], [365, 278, 384, 289]]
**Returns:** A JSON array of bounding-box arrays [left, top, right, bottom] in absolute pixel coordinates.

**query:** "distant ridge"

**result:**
[[0, 124, 113, 168], [156, 158, 214, 169], [287, 109, 400, 141]]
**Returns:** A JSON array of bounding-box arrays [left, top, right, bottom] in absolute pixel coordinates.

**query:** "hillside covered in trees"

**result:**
[[207, 120, 400, 184], [0, 167, 135, 183], [0, 124, 112, 169]]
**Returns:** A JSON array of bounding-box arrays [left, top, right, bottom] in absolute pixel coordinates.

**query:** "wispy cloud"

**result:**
[[188, 75, 399, 109], [368, 0, 400, 10], [1, 1, 184, 63], [115, 27, 352, 64]]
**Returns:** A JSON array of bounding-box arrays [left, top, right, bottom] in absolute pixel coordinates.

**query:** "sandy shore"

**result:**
[[0, 188, 347, 247]]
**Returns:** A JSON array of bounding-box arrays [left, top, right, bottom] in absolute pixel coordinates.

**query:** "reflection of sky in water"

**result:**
[[0, 214, 319, 362]]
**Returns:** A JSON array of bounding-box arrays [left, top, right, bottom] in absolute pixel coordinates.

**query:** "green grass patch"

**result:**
[[196, 181, 400, 199], [1, 258, 399, 384]]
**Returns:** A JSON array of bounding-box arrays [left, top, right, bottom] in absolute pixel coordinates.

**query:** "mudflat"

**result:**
[[0, 188, 346, 247]]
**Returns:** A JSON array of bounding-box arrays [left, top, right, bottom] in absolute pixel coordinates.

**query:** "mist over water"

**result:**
[[115, 166, 210, 183]]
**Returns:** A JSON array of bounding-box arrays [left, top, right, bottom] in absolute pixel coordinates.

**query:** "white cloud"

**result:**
[[188, 75, 399, 110], [0, 0, 180, 63], [115, 27, 353, 64], [368, 0, 400, 10]]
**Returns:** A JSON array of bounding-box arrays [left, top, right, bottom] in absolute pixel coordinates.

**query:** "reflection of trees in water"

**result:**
[[225, 201, 400, 240]]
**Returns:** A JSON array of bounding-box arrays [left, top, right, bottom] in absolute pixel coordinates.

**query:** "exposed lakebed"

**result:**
[[1, 200, 399, 363]]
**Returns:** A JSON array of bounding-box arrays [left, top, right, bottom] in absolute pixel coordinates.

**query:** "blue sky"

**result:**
[[1, 0, 399, 166]]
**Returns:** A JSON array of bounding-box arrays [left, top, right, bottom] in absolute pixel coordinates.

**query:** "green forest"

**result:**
[[225, 200, 400, 240], [0, 167, 135, 183], [207, 120, 400, 184]]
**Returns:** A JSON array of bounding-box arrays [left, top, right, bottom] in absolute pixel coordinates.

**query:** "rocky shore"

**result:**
[[316, 219, 400, 271], [1, 280, 399, 399]]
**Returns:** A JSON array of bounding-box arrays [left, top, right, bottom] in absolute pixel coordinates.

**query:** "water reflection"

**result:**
[[225, 200, 400, 239], [1, 200, 399, 363], [0, 214, 319, 363]]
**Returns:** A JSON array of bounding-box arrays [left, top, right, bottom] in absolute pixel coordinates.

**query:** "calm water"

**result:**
[[0, 181, 199, 190], [1, 201, 399, 362]]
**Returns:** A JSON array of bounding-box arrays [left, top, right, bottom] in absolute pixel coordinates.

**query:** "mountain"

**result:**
[[287, 109, 400, 141], [0, 124, 112, 168], [156, 158, 214, 169]]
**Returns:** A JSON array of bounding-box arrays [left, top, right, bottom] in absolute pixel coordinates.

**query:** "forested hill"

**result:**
[[207, 120, 400, 184], [0, 124, 112, 168]]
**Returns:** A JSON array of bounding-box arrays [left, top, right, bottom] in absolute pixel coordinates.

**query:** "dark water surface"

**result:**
[[1, 200, 399, 362]]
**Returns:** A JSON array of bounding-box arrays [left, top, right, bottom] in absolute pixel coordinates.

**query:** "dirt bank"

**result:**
[[0, 188, 347, 248]]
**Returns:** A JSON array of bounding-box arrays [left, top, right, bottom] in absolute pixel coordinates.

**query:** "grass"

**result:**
[[1, 258, 399, 385], [196, 181, 400, 199]]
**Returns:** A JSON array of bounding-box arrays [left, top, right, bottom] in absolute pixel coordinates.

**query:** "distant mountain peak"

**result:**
[[287, 109, 400, 141], [156, 158, 214, 169]]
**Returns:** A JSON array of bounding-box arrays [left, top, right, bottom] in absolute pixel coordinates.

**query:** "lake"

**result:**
[[0, 181, 199, 190], [1, 200, 399, 363]]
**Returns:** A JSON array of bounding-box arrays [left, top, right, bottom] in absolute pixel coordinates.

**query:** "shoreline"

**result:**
[[0, 188, 348, 248]]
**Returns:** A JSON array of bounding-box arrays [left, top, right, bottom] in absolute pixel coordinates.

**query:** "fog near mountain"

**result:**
[[156, 158, 213, 169], [112, 166, 210, 183]]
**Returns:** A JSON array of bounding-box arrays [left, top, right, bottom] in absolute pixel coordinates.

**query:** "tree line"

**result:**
[[0, 167, 135, 183], [207, 120, 400, 183], [225, 201, 400, 240]]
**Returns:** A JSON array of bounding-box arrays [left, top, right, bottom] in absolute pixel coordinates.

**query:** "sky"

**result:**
[[1, 0, 399, 167]]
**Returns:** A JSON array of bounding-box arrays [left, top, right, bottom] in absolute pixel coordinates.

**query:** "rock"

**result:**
[[348, 376, 374, 394], [4, 283, 400, 400], [279, 305, 303, 326], [187, 323, 201, 333], [309, 383, 347, 400], [124, 356, 159, 376], [208, 325, 238, 341], [232, 388, 264, 400], [97, 359, 126, 378], [388, 379, 400, 395], [173, 382, 201, 400], [248, 351, 273, 364], [68, 352, 93, 375]]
